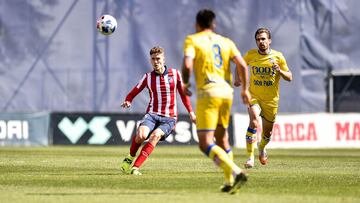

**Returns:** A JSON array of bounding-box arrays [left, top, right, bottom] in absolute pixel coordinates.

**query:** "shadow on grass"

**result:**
[[44, 172, 121, 176], [26, 191, 168, 196]]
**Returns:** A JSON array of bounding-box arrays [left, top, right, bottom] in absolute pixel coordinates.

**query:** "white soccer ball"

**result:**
[[96, 14, 117, 36]]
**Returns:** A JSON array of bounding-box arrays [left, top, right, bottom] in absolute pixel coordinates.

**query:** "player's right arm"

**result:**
[[176, 69, 196, 123], [120, 101, 131, 108], [121, 73, 147, 109]]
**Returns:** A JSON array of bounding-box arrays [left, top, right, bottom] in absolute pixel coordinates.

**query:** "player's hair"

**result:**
[[196, 9, 216, 29], [255, 28, 271, 39], [150, 46, 164, 55]]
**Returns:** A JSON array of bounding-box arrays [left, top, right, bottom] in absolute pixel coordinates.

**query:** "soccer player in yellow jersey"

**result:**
[[240, 28, 293, 168], [182, 9, 251, 194]]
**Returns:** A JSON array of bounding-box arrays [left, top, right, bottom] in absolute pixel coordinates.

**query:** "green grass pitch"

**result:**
[[0, 146, 359, 203]]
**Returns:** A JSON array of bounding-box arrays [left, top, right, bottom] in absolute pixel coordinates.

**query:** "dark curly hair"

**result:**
[[255, 28, 271, 39]]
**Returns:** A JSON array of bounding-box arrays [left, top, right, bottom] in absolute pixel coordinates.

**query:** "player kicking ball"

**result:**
[[120, 46, 196, 175]]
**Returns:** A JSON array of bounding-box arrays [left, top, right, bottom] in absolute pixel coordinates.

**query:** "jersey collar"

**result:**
[[154, 66, 168, 76], [258, 48, 272, 55]]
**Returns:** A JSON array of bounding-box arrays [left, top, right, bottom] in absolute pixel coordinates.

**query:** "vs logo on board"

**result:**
[[58, 116, 111, 144], [53, 114, 202, 145]]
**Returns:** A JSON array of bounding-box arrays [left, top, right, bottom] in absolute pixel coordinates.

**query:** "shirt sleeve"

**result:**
[[228, 38, 241, 58], [279, 53, 289, 72], [125, 73, 147, 102], [243, 51, 250, 64], [176, 70, 193, 113], [184, 36, 195, 58]]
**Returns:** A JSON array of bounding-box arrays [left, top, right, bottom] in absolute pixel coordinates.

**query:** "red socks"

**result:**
[[129, 135, 156, 168], [129, 136, 142, 157], [133, 142, 155, 168]]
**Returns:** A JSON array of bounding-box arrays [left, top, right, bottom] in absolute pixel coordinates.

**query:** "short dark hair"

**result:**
[[150, 46, 164, 55], [255, 28, 271, 39], [196, 9, 216, 29]]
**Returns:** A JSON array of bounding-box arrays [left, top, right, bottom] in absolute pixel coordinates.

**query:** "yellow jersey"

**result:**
[[243, 49, 289, 107], [183, 31, 241, 99]]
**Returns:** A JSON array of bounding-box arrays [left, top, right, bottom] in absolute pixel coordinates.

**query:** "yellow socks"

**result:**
[[224, 148, 234, 184], [246, 127, 257, 160], [207, 144, 241, 185], [225, 148, 233, 161], [258, 133, 271, 151]]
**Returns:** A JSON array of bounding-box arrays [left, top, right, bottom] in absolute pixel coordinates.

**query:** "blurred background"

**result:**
[[1, 0, 359, 114], [0, 0, 359, 147], [0, 4, 359, 202]]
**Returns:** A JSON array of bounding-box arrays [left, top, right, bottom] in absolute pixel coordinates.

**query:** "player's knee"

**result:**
[[137, 127, 149, 137], [263, 130, 273, 138], [197, 140, 209, 154], [250, 119, 259, 129], [137, 131, 148, 141], [134, 135, 144, 143], [198, 144, 207, 154], [149, 133, 162, 142]]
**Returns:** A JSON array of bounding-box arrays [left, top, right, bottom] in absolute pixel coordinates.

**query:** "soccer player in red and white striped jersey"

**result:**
[[120, 46, 196, 175]]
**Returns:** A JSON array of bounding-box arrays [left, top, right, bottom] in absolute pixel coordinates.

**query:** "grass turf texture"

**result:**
[[0, 146, 359, 203]]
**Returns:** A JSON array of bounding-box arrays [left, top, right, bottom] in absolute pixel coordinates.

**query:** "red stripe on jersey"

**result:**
[[169, 69, 176, 117], [160, 76, 167, 115], [146, 73, 151, 113], [150, 72, 158, 114], [124, 67, 193, 117]]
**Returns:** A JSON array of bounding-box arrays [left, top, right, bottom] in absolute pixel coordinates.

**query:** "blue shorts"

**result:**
[[139, 113, 176, 141]]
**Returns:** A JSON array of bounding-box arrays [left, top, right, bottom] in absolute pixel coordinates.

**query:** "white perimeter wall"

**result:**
[[233, 113, 360, 148]]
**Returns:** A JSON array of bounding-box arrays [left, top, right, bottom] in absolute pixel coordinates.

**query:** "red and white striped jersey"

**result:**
[[125, 67, 193, 118]]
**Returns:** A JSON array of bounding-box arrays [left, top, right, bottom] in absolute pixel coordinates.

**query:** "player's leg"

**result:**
[[121, 114, 154, 173], [131, 128, 163, 175], [215, 125, 233, 160], [132, 114, 157, 156], [244, 103, 261, 168], [215, 98, 236, 190], [258, 106, 277, 165], [198, 98, 246, 192], [213, 126, 234, 192], [198, 131, 244, 185], [132, 125, 151, 155], [204, 136, 247, 194], [215, 97, 236, 160], [217, 98, 248, 194], [258, 118, 274, 165], [131, 115, 176, 175], [121, 125, 150, 173]]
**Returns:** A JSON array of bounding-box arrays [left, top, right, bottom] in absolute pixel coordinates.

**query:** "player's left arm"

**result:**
[[233, 55, 251, 105], [181, 36, 195, 96], [273, 55, 292, 82], [176, 70, 196, 123], [229, 39, 251, 105], [182, 56, 193, 91]]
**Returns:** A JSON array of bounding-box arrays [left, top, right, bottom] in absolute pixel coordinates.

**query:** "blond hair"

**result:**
[[150, 46, 164, 55]]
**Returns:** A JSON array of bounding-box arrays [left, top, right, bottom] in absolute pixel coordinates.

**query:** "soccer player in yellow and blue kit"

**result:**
[[240, 28, 293, 168], [181, 9, 251, 194]]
